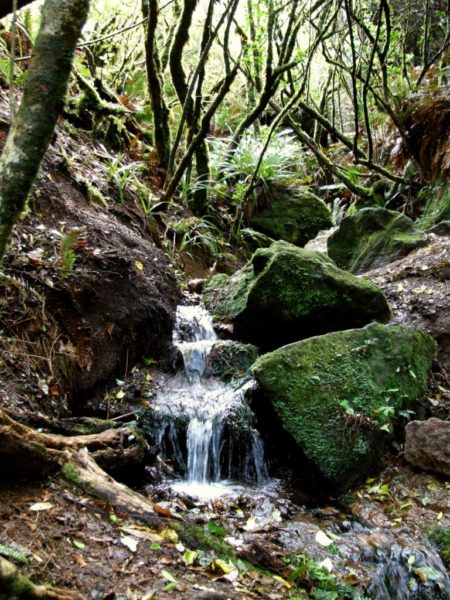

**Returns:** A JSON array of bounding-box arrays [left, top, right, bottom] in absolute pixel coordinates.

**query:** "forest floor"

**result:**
[[0, 93, 449, 599], [1, 459, 449, 598]]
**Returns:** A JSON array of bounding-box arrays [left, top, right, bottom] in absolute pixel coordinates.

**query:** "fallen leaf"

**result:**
[[224, 536, 244, 548], [242, 516, 257, 531], [116, 390, 125, 400], [72, 539, 85, 550], [212, 559, 234, 574], [183, 550, 198, 566], [75, 553, 86, 567], [120, 526, 163, 543], [159, 528, 179, 543], [135, 260, 144, 271], [318, 558, 334, 572], [29, 502, 53, 512], [272, 575, 291, 589], [315, 530, 334, 547], [154, 504, 183, 521], [342, 573, 360, 585], [207, 521, 226, 537], [121, 536, 138, 552], [161, 569, 177, 586]]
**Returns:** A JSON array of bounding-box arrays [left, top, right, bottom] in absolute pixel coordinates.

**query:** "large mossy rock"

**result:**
[[203, 241, 390, 350], [327, 208, 426, 274], [252, 323, 436, 488], [246, 184, 332, 247]]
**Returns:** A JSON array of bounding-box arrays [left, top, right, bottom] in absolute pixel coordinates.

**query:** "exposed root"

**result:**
[[0, 556, 85, 600]]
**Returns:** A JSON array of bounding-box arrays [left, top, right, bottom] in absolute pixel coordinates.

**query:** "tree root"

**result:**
[[0, 408, 147, 479], [0, 556, 85, 600], [0, 407, 236, 598]]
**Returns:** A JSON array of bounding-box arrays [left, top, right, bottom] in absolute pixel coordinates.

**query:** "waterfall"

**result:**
[[150, 304, 268, 495]]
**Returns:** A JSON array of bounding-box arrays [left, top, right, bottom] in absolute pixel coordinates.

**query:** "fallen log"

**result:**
[[0, 556, 85, 600], [0, 407, 235, 569], [0, 408, 146, 479]]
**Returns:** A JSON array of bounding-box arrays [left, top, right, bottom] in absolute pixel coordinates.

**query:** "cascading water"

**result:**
[[150, 304, 268, 498]]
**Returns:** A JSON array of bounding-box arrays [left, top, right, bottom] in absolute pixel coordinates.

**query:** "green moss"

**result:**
[[247, 185, 332, 246], [61, 462, 82, 486], [328, 208, 426, 274], [427, 525, 450, 567], [252, 323, 436, 488], [71, 417, 116, 435], [173, 521, 235, 559], [9, 575, 34, 596], [204, 241, 390, 348], [204, 265, 255, 318]]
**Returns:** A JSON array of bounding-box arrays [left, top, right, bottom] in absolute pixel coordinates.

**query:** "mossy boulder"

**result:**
[[246, 184, 332, 247], [203, 241, 390, 350], [205, 340, 258, 381], [327, 208, 426, 273], [252, 323, 436, 488]]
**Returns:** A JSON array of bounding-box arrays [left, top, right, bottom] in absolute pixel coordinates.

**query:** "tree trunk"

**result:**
[[143, 0, 171, 175], [0, 0, 90, 261]]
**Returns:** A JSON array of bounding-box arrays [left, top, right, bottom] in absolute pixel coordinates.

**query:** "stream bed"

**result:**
[[142, 303, 450, 599]]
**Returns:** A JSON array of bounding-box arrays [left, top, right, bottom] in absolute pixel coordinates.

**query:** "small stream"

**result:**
[[144, 303, 450, 598], [150, 304, 268, 499]]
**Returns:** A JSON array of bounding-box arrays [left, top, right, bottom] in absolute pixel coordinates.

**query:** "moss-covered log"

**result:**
[[0, 408, 236, 559], [0, 0, 90, 260], [0, 556, 84, 600], [0, 408, 145, 479]]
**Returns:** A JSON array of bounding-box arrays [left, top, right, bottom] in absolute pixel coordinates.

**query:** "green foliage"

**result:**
[[59, 230, 78, 278], [427, 525, 450, 567], [284, 553, 360, 599], [165, 216, 233, 262], [205, 128, 305, 205], [207, 521, 227, 537], [418, 183, 450, 229], [0, 544, 28, 564]]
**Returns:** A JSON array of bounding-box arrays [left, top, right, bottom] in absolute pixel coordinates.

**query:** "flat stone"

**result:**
[[404, 418, 450, 477]]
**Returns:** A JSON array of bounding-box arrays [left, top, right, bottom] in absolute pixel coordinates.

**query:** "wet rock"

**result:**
[[367, 235, 450, 373], [405, 418, 450, 477], [204, 340, 258, 382], [252, 323, 436, 488], [304, 226, 336, 253], [186, 278, 206, 294], [246, 184, 332, 247], [327, 208, 426, 274], [203, 240, 390, 350]]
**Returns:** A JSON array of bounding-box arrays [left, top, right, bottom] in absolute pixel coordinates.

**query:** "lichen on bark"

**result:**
[[0, 0, 90, 260]]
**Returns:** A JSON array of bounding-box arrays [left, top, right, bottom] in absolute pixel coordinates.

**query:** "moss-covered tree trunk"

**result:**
[[0, 0, 90, 261], [142, 0, 171, 175]]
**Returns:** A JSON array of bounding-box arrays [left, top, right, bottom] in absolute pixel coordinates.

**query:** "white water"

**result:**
[[153, 305, 268, 497]]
